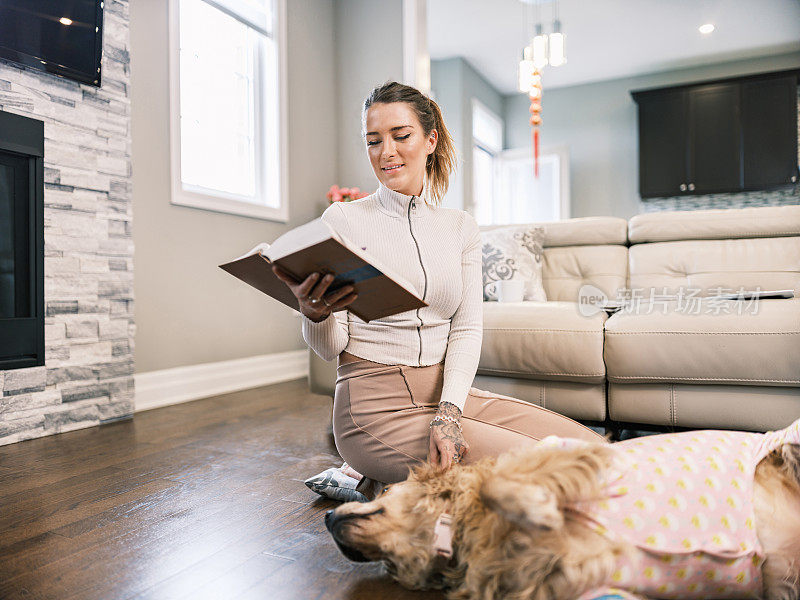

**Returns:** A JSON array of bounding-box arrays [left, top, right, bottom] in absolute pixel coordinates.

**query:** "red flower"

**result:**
[[326, 184, 340, 200], [327, 183, 368, 204]]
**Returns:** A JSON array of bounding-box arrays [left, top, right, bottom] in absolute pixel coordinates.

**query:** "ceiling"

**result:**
[[427, 0, 800, 94]]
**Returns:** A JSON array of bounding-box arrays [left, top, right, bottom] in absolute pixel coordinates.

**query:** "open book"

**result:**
[[710, 289, 795, 301], [599, 289, 795, 313], [218, 217, 428, 322]]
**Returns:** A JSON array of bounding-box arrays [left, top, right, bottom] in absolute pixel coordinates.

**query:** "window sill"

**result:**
[[170, 187, 289, 222]]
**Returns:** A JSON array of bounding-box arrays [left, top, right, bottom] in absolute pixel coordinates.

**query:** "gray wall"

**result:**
[[131, 0, 403, 374], [431, 57, 504, 211], [504, 51, 800, 219], [430, 58, 464, 209], [335, 0, 404, 191], [131, 0, 335, 373]]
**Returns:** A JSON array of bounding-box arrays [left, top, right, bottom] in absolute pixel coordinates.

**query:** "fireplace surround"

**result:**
[[0, 109, 44, 370], [0, 0, 133, 446]]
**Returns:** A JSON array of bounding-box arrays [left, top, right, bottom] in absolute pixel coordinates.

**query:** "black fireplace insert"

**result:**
[[0, 109, 44, 370]]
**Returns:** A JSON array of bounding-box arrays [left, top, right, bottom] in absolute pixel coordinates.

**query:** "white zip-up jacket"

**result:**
[[300, 180, 482, 413]]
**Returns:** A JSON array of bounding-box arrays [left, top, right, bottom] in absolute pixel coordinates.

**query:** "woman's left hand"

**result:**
[[428, 401, 469, 471]]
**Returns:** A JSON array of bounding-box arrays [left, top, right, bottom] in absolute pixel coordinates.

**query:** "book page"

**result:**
[[232, 242, 271, 262], [265, 218, 336, 262], [333, 233, 421, 299], [257, 216, 423, 302]]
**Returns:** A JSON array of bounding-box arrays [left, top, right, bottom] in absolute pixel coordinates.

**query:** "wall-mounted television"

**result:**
[[0, 0, 105, 88]]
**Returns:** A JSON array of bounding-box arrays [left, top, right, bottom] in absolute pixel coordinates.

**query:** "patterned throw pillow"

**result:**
[[481, 225, 547, 302]]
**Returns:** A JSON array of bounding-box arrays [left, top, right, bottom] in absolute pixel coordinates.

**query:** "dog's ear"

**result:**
[[407, 463, 456, 501], [408, 461, 439, 483], [479, 476, 563, 530], [781, 443, 800, 485]]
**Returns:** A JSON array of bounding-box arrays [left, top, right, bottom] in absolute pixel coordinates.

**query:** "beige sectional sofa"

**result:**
[[308, 204, 800, 434]]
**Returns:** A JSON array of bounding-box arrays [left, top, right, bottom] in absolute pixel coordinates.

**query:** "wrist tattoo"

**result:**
[[431, 410, 468, 463], [437, 401, 462, 420]]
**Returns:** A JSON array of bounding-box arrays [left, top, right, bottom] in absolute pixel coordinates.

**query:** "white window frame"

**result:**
[[471, 98, 503, 218], [168, 0, 289, 222], [494, 144, 571, 223], [471, 98, 503, 155]]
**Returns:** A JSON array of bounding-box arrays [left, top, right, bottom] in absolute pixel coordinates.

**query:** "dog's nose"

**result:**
[[325, 509, 335, 531]]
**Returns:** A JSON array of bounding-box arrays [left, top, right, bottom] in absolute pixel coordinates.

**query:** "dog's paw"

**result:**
[[480, 478, 564, 530]]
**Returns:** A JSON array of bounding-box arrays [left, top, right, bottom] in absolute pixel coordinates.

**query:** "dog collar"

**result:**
[[432, 512, 453, 558]]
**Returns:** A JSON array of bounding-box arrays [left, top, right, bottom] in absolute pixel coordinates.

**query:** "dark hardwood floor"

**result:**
[[0, 378, 444, 600]]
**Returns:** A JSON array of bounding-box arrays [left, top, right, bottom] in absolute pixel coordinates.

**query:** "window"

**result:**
[[493, 146, 570, 224], [471, 99, 503, 225], [168, 0, 288, 221]]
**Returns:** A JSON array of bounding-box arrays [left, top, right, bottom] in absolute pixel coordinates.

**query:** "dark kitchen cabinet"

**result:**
[[632, 69, 799, 198], [637, 90, 688, 197], [688, 83, 741, 194], [742, 75, 799, 190]]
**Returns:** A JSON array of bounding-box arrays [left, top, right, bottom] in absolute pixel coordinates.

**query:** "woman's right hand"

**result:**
[[271, 265, 358, 322]]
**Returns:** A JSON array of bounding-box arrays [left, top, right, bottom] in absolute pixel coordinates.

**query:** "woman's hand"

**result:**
[[428, 401, 469, 471], [271, 265, 358, 322]]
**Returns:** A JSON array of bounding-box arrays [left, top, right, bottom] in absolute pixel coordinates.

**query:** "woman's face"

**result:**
[[364, 102, 437, 197]]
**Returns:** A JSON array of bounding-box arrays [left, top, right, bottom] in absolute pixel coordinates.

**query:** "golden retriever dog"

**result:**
[[325, 422, 800, 600]]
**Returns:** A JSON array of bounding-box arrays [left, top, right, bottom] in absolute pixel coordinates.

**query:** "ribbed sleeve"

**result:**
[[301, 310, 349, 362], [300, 203, 351, 361], [438, 212, 483, 413]]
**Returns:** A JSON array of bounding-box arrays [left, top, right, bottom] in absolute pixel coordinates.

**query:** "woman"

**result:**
[[273, 81, 605, 496]]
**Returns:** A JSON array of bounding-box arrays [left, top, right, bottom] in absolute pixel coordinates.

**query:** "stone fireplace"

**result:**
[[0, 0, 134, 446], [1, 110, 44, 372]]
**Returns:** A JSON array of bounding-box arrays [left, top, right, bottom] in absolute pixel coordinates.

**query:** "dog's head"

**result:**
[[324, 461, 484, 590], [326, 444, 622, 598]]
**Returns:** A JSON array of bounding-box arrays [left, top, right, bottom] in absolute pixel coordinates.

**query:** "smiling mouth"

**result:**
[[382, 164, 404, 172]]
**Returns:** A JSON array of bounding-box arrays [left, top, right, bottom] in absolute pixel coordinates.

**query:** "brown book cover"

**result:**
[[218, 219, 428, 322]]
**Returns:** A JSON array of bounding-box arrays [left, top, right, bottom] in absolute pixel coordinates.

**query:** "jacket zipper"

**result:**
[[407, 196, 427, 365]]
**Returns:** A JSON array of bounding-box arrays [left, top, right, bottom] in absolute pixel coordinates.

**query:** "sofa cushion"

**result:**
[[608, 383, 800, 431], [628, 204, 800, 244], [604, 298, 800, 386], [543, 245, 629, 302], [628, 237, 800, 297], [482, 216, 628, 247], [472, 375, 607, 421], [479, 301, 607, 383]]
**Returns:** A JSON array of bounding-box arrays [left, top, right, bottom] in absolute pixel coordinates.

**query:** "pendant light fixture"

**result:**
[[532, 22, 548, 70], [518, 0, 567, 177], [518, 45, 535, 92], [548, 0, 566, 67]]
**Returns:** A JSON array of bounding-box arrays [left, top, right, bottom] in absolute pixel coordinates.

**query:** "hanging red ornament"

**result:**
[[528, 68, 543, 178]]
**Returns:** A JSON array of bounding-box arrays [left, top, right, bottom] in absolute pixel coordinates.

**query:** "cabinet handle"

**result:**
[[688, 183, 695, 191], [679, 183, 687, 192]]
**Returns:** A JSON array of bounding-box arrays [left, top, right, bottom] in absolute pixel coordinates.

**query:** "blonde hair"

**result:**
[[362, 81, 457, 206]]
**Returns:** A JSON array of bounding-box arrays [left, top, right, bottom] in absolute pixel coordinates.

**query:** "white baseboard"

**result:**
[[134, 349, 308, 412]]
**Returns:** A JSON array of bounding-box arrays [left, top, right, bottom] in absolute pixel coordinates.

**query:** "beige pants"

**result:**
[[333, 351, 607, 484]]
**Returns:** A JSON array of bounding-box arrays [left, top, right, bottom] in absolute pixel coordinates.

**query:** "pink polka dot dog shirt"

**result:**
[[544, 417, 800, 600]]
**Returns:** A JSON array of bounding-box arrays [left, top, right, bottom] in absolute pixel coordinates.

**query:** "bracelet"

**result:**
[[430, 415, 462, 432]]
